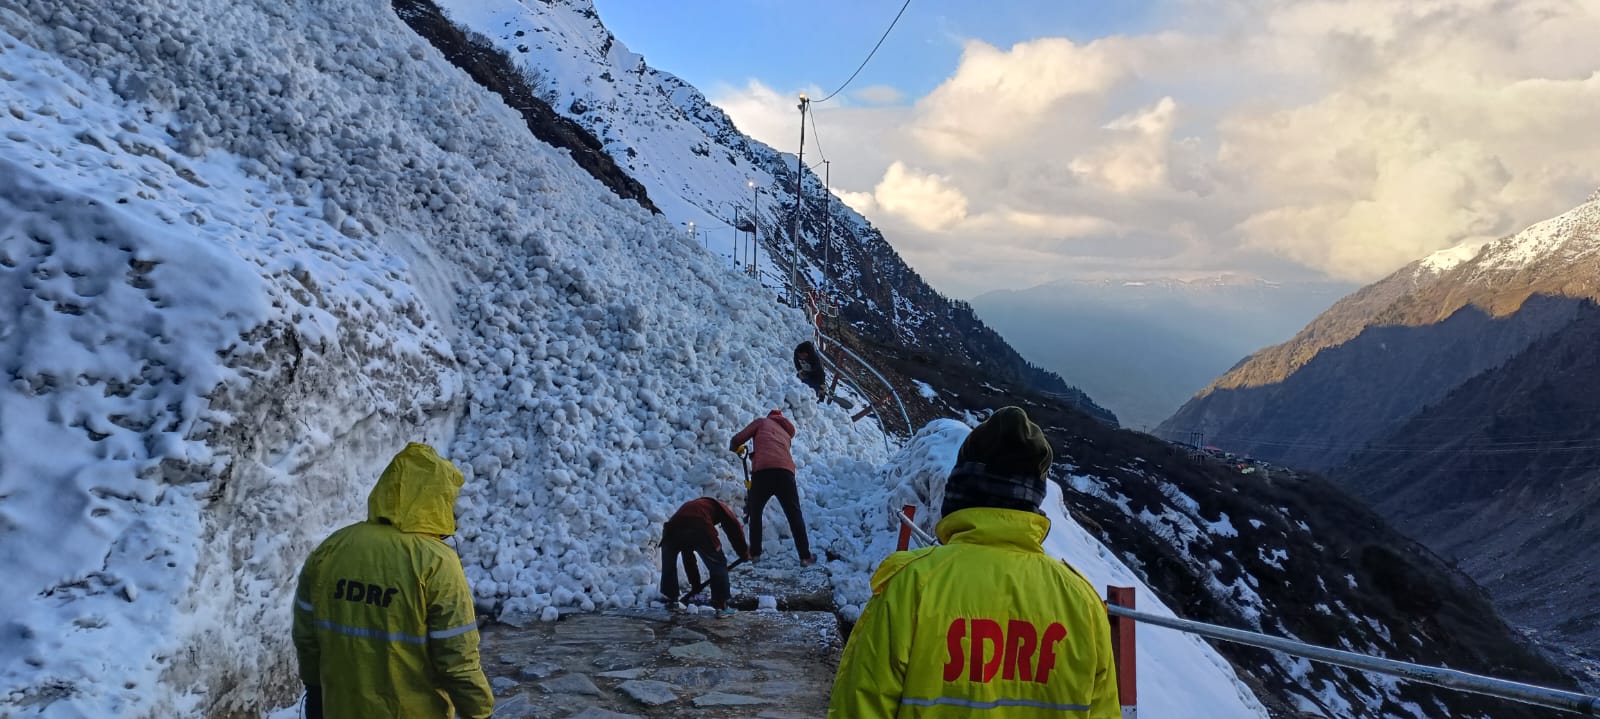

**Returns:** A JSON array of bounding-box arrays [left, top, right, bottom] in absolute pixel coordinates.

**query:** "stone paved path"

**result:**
[[483, 559, 842, 718]]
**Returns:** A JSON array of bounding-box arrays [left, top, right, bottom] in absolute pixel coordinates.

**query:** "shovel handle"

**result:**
[[678, 558, 748, 603]]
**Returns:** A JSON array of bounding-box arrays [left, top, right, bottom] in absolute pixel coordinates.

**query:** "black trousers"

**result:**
[[747, 468, 812, 560], [798, 371, 827, 400], [660, 524, 730, 608]]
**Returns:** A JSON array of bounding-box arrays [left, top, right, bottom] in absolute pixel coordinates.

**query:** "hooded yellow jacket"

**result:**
[[292, 443, 494, 719], [828, 508, 1120, 718]]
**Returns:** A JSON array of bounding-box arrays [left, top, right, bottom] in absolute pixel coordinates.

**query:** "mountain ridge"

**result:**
[[1160, 193, 1600, 683], [1189, 195, 1600, 400]]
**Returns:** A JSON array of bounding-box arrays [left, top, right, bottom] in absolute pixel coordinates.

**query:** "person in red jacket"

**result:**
[[730, 409, 815, 565], [660, 497, 750, 613]]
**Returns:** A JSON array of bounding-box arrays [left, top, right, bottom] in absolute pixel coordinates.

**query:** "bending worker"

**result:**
[[660, 496, 750, 615]]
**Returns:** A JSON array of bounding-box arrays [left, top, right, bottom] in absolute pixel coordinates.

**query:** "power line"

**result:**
[[807, 106, 826, 163], [815, 0, 914, 104]]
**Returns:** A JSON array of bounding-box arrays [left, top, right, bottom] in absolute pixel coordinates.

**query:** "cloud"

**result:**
[[832, 187, 878, 215], [1213, 0, 1600, 280], [872, 162, 969, 232], [709, 79, 797, 155], [712, 0, 1600, 295], [1069, 97, 1181, 194], [967, 209, 1116, 238], [910, 37, 1139, 158], [852, 85, 905, 105]]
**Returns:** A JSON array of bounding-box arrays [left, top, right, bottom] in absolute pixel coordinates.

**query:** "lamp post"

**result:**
[[748, 180, 764, 280], [790, 93, 809, 304], [730, 201, 742, 269], [686, 220, 697, 246]]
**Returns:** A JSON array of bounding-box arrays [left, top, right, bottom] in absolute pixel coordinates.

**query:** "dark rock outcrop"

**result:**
[[391, 0, 657, 214]]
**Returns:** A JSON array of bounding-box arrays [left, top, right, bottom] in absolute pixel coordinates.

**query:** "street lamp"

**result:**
[[747, 180, 765, 280], [686, 220, 697, 246], [789, 93, 811, 306], [730, 202, 742, 269]]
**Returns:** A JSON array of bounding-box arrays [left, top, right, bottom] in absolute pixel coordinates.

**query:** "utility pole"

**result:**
[[731, 202, 741, 269], [748, 181, 762, 279], [790, 93, 809, 305]]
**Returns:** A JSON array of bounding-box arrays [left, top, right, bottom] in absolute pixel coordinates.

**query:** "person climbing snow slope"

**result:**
[[827, 407, 1120, 718], [730, 408, 816, 565], [292, 443, 494, 719], [794, 341, 828, 402], [659, 497, 750, 615]]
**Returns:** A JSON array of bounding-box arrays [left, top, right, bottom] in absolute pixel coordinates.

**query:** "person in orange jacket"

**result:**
[[827, 407, 1120, 718], [730, 409, 815, 565]]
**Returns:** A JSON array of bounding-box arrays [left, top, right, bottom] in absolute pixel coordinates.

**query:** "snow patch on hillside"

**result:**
[[1474, 196, 1600, 272], [1416, 242, 1484, 274]]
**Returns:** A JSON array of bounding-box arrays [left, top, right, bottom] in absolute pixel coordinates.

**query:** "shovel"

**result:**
[[679, 558, 747, 604]]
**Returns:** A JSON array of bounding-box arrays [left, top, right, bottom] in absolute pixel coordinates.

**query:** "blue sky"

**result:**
[[592, 0, 1158, 103]]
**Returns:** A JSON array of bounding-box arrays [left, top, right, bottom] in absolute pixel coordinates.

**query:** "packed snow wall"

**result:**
[[0, 0, 889, 715]]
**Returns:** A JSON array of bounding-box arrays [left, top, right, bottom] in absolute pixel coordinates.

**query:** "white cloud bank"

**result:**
[[712, 0, 1600, 297]]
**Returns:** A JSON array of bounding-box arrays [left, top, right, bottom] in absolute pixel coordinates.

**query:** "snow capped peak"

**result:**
[[1416, 241, 1485, 275], [1472, 196, 1600, 273]]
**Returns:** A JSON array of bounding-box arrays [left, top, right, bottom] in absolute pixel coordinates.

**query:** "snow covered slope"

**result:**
[[425, 0, 1114, 421], [0, 1, 888, 714]]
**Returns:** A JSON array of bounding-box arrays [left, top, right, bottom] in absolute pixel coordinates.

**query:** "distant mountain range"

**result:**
[[972, 275, 1352, 428], [1161, 191, 1600, 681]]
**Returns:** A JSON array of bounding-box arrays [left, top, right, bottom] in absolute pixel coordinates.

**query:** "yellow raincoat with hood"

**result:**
[[827, 507, 1120, 718], [292, 443, 494, 718]]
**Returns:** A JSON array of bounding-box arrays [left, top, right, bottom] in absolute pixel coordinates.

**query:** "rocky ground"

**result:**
[[483, 558, 841, 718]]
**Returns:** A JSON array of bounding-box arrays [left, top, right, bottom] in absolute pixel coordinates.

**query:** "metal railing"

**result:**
[[815, 330, 912, 435], [1104, 603, 1599, 716], [822, 356, 891, 455], [886, 505, 1600, 716], [894, 504, 938, 550]]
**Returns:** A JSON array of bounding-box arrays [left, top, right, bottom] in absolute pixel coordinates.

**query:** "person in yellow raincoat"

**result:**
[[828, 407, 1120, 718], [292, 443, 494, 719]]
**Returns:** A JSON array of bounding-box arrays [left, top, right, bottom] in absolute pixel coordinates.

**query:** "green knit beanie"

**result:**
[[957, 406, 1053, 478]]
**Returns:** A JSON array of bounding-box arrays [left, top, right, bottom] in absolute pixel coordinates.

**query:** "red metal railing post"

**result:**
[[896, 505, 916, 551], [1107, 586, 1138, 717]]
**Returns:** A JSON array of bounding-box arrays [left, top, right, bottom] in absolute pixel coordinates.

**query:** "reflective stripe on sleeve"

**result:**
[[901, 696, 1092, 712], [428, 622, 479, 640], [314, 619, 426, 644], [296, 599, 314, 612]]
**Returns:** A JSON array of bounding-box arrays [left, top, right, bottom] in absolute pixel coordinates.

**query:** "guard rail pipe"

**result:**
[[815, 330, 912, 435], [888, 505, 1599, 717]]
